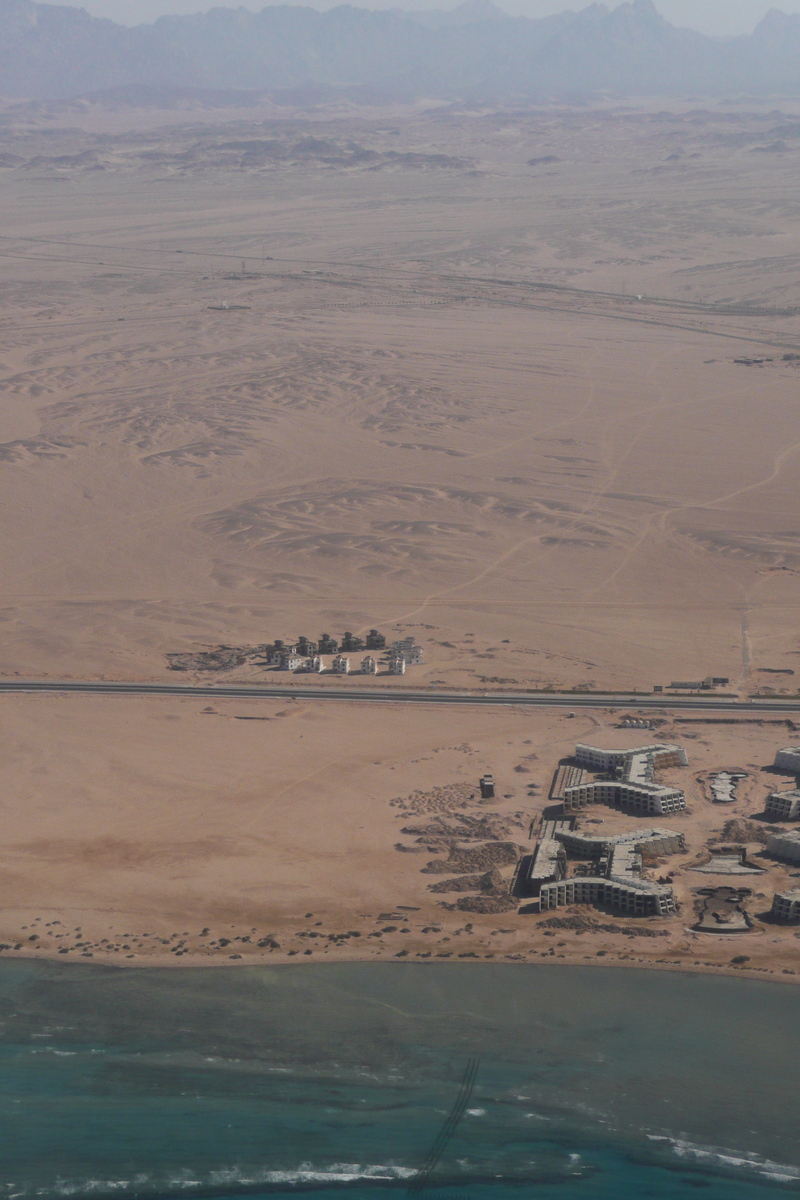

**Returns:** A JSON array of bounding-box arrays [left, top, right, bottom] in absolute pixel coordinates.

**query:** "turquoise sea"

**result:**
[[0, 960, 797, 1199]]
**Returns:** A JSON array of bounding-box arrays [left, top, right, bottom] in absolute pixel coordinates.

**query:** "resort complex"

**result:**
[[525, 818, 683, 916], [562, 743, 688, 815]]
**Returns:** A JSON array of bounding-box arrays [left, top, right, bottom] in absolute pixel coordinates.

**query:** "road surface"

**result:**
[[1, 679, 800, 713]]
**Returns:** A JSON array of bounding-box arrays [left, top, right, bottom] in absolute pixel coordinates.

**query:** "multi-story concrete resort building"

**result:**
[[771, 889, 800, 922], [563, 743, 688, 816], [555, 827, 686, 859], [538, 873, 676, 916], [773, 746, 800, 772], [563, 779, 687, 815], [525, 820, 681, 916], [766, 829, 800, 863], [765, 790, 800, 821], [574, 744, 688, 772]]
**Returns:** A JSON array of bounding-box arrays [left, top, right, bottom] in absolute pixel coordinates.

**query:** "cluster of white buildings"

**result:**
[[526, 818, 682, 916], [268, 637, 424, 675], [562, 743, 688, 816]]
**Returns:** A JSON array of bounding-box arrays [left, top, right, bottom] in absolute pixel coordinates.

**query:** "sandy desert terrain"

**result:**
[[1, 96, 800, 973], [1, 693, 799, 977]]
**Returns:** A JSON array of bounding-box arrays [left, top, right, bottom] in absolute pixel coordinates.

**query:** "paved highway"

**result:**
[[1, 678, 800, 713]]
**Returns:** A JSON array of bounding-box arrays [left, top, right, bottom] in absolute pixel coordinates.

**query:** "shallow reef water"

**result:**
[[0, 960, 797, 1199]]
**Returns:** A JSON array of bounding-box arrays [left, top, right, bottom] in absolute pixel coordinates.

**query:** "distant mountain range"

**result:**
[[2, 0, 800, 102]]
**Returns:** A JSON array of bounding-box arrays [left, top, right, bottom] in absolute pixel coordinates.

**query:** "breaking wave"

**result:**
[[649, 1136, 800, 1184], [3, 1163, 419, 1200]]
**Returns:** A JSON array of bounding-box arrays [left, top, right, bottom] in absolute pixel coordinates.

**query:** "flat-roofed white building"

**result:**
[[280, 651, 305, 671], [361, 655, 378, 675], [767, 829, 800, 863], [773, 746, 800, 772], [388, 656, 405, 675], [765, 789, 800, 821], [771, 889, 800, 922], [331, 654, 350, 674]]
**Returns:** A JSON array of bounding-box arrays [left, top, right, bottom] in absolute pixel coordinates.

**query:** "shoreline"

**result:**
[[4, 944, 797, 985]]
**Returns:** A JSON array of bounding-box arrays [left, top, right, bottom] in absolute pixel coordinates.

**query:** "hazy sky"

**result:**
[[55, 0, 800, 35]]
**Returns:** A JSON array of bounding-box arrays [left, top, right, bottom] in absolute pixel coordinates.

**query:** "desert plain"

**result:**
[[1, 93, 800, 974]]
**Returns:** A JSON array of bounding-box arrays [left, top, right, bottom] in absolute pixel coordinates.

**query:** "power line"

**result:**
[[407, 1058, 479, 1196]]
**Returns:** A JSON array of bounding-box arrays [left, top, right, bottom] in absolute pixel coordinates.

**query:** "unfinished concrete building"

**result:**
[[765, 789, 800, 821], [539, 874, 676, 916], [773, 746, 800, 772], [331, 655, 350, 675], [555, 826, 686, 860], [267, 640, 290, 665], [563, 779, 687, 816], [574, 743, 688, 772], [771, 889, 800, 922], [767, 829, 800, 864], [525, 820, 680, 917], [565, 742, 688, 816], [388, 656, 406, 675], [361, 655, 378, 675]]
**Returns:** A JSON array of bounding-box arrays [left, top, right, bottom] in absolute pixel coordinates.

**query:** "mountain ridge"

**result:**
[[1, 0, 799, 101]]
